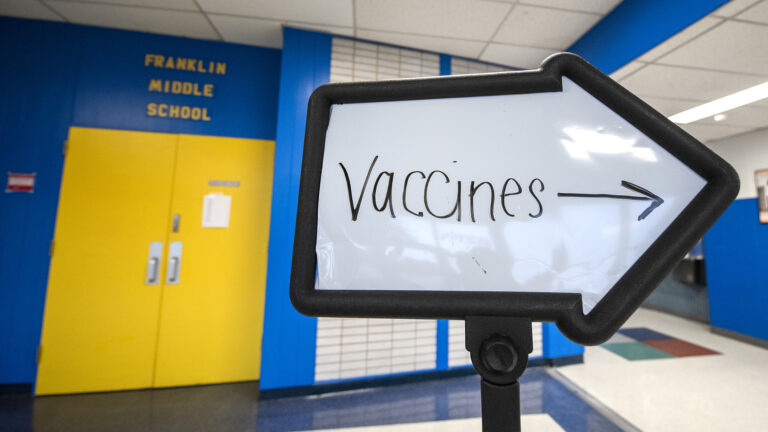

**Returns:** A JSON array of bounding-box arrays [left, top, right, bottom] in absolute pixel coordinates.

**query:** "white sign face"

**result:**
[[316, 78, 706, 314]]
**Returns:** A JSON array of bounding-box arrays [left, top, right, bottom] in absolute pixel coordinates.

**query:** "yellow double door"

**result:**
[[37, 127, 274, 395]]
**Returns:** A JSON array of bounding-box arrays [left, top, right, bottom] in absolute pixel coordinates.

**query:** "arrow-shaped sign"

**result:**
[[291, 53, 738, 345], [558, 180, 664, 221]]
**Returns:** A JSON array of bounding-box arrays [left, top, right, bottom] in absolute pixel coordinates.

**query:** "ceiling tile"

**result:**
[[737, 0, 768, 23], [49, 0, 198, 11], [610, 61, 646, 81], [620, 64, 767, 101], [655, 21, 768, 76], [637, 17, 722, 62], [494, 5, 601, 49], [753, 97, 768, 108], [197, 0, 352, 27], [285, 23, 354, 37], [696, 104, 768, 128], [208, 15, 282, 48], [0, 0, 62, 21], [712, 0, 761, 17], [356, 30, 486, 58], [480, 43, 557, 69], [46, 1, 219, 40], [356, 0, 511, 41], [518, 0, 621, 15], [637, 96, 699, 117], [680, 123, 753, 142]]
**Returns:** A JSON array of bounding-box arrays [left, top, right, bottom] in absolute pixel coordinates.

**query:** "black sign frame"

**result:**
[[290, 52, 738, 345]]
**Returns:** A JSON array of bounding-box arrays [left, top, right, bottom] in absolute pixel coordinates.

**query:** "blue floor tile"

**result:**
[[618, 327, 673, 342]]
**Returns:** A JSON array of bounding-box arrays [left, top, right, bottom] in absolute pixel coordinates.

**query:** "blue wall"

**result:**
[[70, 25, 279, 138], [0, 17, 280, 385], [0, 18, 80, 386], [705, 199, 768, 341]]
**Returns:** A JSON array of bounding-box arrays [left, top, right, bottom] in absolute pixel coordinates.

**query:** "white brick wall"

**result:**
[[450, 57, 509, 75]]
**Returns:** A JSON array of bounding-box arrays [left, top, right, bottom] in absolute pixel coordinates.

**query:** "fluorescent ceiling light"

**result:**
[[669, 81, 768, 125]]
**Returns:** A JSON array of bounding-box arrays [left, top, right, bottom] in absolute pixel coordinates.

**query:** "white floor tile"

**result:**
[[557, 307, 768, 432]]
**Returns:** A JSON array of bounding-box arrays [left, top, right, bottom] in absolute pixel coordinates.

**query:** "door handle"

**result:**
[[146, 242, 163, 285], [166, 242, 182, 285], [168, 257, 179, 283], [148, 258, 160, 283]]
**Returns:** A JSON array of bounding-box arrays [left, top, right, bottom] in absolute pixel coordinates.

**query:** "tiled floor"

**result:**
[[600, 327, 720, 361], [0, 367, 624, 432], [307, 415, 564, 431], [256, 368, 623, 432], [559, 308, 768, 432], [2, 308, 767, 432]]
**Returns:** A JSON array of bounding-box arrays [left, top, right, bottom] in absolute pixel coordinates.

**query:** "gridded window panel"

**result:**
[[315, 318, 437, 382], [315, 37, 443, 384], [448, 321, 543, 368], [450, 57, 510, 75], [330, 37, 440, 83]]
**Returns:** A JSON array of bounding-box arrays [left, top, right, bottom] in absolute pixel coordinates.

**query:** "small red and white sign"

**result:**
[[6, 172, 36, 193]]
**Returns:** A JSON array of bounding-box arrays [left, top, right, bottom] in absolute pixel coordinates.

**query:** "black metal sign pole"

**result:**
[[466, 317, 533, 432]]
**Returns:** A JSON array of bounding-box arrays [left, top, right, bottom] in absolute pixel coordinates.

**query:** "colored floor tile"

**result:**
[[643, 339, 720, 357], [617, 327, 672, 342], [601, 342, 673, 361]]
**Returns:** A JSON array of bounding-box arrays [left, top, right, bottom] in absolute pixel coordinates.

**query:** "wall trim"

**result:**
[[0, 383, 33, 395], [711, 326, 768, 350]]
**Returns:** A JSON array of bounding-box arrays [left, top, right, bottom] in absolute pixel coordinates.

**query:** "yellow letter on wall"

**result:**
[[148, 80, 162, 93]]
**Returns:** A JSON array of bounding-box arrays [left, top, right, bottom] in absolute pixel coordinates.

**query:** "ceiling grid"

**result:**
[[610, 0, 768, 142], [2, 0, 766, 142], [3, 0, 620, 68]]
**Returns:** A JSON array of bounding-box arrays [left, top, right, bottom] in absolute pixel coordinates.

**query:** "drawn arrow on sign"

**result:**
[[291, 52, 740, 346], [558, 180, 664, 221]]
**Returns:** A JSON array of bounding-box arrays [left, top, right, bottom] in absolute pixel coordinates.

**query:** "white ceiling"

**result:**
[[0, 0, 620, 68], [610, 0, 768, 143], [1, 0, 767, 143]]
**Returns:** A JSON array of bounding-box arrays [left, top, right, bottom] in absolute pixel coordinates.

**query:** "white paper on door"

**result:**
[[202, 193, 231, 228]]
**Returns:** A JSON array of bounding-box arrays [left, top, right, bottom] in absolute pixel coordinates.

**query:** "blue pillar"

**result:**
[[439, 54, 451, 76], [543, 323, 583, 359], [433, 54, 452, 371], [260, 28, 332, 390]]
